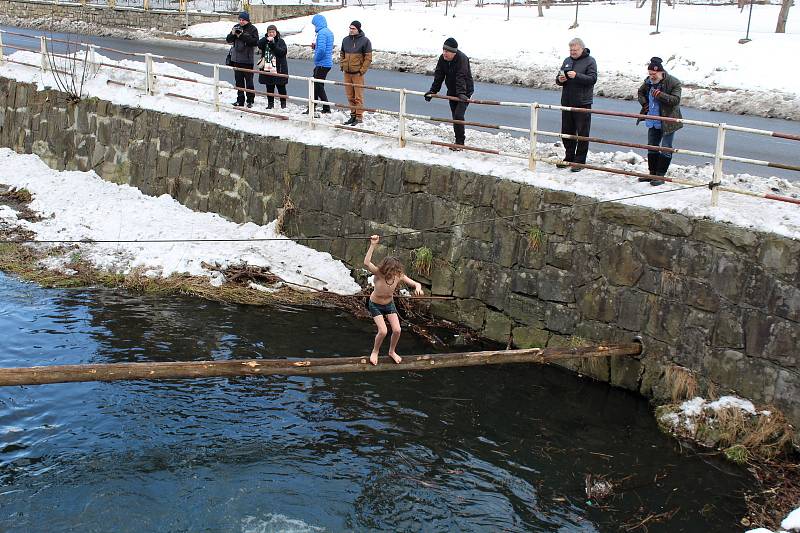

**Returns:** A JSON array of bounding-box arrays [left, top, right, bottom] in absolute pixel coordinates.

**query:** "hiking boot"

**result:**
[[246, 102, 253, 109], [232, 101, 244, 107], [343, 116, 357, 126]]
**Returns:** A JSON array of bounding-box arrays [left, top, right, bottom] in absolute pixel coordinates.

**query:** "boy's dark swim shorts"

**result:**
[[367, 299, 398, 317]]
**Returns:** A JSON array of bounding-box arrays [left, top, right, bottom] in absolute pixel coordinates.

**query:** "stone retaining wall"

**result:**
[[1, 77, 798, 432], [0, 0, 336, 31]]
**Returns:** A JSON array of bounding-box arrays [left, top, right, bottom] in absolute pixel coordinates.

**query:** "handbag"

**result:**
[[256, 55, 266, 71]]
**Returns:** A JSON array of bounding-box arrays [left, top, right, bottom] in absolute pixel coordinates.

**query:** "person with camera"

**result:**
[[555, 38, 597, 172], [257, 24, 289, 110], [423, 38, 474, 150], [636, 56, 683, 186], [340, 21, 372, 126], [305, 14, 334, 115], [226, 11, 259, 108]]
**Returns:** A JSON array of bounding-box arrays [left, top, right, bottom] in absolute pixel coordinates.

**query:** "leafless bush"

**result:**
[[44, 33, 94, 103]]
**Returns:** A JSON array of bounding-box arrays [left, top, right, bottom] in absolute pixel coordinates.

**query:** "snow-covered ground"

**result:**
[[1, 49, 799, 243], [0, 148, 362, 294], [181, 1, 800, 119]]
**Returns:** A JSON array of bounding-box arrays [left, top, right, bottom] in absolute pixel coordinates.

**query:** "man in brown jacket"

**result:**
[[340, 20, 372, 126]]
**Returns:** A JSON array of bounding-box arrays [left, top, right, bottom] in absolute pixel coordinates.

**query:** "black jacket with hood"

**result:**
[[555, 48, 597, 106], [257, 32, 289, 86], [226, 22, 259, 65]]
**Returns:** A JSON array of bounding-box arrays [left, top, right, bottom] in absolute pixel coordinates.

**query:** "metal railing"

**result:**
[[1, 29, 799, 207]]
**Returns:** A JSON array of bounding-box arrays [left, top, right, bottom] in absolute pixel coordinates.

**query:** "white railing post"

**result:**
[[40, 36, 48, 72], [0, 32, 5, 64], [88, 44, 97, 75], [307, 77, 315, 127], [529, 102, 539, 171], [144, 53, 154, 95], [398, 89, 407, 148], [213, 64, 220, 112], [711, 123, 726, 207]]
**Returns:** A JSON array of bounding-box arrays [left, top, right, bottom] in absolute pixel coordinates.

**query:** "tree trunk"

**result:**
[[636, 0, 647, 8], [0, 343, 643, 386], [650, 0, 658, 25], [538, 0, 544, 16], [776, 0, 792, 33]]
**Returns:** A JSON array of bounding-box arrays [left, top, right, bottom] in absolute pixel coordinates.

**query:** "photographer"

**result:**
[[636, 57, 683, 186], [555, 38, 597, 171], [257, 24, 288, 109], [226, 11, 259, 108]]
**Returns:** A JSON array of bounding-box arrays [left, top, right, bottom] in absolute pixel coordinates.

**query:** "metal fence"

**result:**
[[1, 29, 799, 207]]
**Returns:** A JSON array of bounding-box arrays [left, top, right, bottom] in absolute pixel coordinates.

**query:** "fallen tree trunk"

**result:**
[[0, 342, 642, 386]]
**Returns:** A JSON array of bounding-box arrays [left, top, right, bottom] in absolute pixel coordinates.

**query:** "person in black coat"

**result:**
[[257, 24, 289, 109], [225, 11, 259, 108], [424, 37, 474, 149], [555, 37, 597, 171]]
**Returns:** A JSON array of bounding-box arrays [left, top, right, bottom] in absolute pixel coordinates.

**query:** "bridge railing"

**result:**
[[1, 29, 798, 207]]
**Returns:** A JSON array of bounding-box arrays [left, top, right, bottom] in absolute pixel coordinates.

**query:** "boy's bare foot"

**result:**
[[388, 352, 402, 364], [369, 352, 379, 366]]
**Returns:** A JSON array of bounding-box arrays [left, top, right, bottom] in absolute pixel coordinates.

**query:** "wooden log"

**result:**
[[0, 343, 642, 386]]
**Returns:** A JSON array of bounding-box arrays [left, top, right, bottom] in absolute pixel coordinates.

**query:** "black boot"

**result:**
[[266, 97, 274, 109], [280, 99, 287, 109], [639, 153, 658, 182], [650, 154, 670, 186]]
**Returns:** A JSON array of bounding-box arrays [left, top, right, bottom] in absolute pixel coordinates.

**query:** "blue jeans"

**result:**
[[647, 127, 675, 160]]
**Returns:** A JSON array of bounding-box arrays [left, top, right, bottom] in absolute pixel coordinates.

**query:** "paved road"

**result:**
[[3, 25, 799, 181]]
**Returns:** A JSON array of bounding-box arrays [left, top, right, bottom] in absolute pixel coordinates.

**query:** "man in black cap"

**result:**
[[340, 20, 372, 126], [555, 37, 597, 171], [636, 56, 683, 186], [226, 11, 259, 108], [424, 37, 474, 149]]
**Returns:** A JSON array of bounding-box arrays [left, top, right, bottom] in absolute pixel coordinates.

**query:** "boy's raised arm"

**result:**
[[364, 235, 380, 274]]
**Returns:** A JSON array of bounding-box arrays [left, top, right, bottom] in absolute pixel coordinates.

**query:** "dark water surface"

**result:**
[[0, 272, 748, 532]]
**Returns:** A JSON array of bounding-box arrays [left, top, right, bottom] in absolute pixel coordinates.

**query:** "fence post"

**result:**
[[711, 123, 726, 207], [213, 64, 220, 112], [398, 89, 407, 148], [40, 36, 48, 72], [0, 32, 5, 64], [143, 0, 150, 9], [307, 77, 315, 127], [529, 103, 539, 171], [88, 44, 97, 75], [144, 53, 155, 95]]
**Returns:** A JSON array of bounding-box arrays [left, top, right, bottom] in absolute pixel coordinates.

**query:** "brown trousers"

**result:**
[[343, 72, 365, 119]]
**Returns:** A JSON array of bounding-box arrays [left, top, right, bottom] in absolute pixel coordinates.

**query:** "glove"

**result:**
[[458, 94, 469, 102], [652, 89, 662, 98], [424, 92, 433, 102]]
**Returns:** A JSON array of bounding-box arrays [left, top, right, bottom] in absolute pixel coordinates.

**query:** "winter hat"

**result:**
[[647, 56, 664, 72], [350, 20, 362, 31], [238, 11, 250, 22], [443, 37, 458, 53]]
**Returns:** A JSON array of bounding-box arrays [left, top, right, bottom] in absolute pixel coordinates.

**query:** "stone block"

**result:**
[[510, 268, 538, 297], [492, 179, 520, 216], [610, 355, 642, 391], [505, 293, 546, 325], [543, 302, 576, 334], [759, 236, 800, 279], [693, 219, 760, 254], [596, 202, 654, 230], [684, 278, 720, 312], [431, 263, 454, 296], [512, 325, 549, 348], [576, 279, 617, 323], [644, 296, 686, 343], [769, 280, 800, 323], [545, 241, 574, 271], [428, 165, 453, 197], [617, 288, 648, 331], [599, 241, 644, 287], [483, 310, 513, 344], [536, 266, 575, 303]]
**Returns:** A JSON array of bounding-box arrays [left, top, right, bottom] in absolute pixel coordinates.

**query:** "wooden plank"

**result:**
[[0, 343, 642, 386]]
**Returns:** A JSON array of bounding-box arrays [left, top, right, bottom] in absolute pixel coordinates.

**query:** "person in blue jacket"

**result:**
[[306, 14, 334, 114]]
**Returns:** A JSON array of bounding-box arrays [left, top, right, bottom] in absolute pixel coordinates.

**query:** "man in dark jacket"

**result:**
[[555, 38, 597, 171], [226, 11, 259, 108], [424, 37, 474, 149], [340, 20, 372, 126], [636, 56, 682, 186]]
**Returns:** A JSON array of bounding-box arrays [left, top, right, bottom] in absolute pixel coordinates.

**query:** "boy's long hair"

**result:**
[[377, 256, 404, 285]]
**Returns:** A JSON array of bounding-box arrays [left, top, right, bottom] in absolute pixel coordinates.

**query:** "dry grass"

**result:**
[[664, 364, 699, 402], [0, 187, 32, 203], [275, 193, 295, 235]]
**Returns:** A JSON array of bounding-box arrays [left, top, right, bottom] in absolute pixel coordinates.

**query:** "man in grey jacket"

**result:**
[[555, 38, 597, 171], [226, 11, 259, 108]]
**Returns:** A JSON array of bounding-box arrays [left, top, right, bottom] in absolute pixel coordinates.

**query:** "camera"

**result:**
[[233, 24, 242, 35]]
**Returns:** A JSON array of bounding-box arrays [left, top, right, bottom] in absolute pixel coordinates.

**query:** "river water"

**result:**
[[0, 272, 748, 532]]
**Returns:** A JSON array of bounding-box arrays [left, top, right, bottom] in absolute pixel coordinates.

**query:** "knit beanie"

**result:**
[[238, 11, 250, 22], [647, 56, 664, 72], [443, 37, 458, 53], [350, 20, 362, 31]]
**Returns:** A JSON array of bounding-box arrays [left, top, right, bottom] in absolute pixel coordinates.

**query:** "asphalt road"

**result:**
[[3, 25, 799, 181]]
